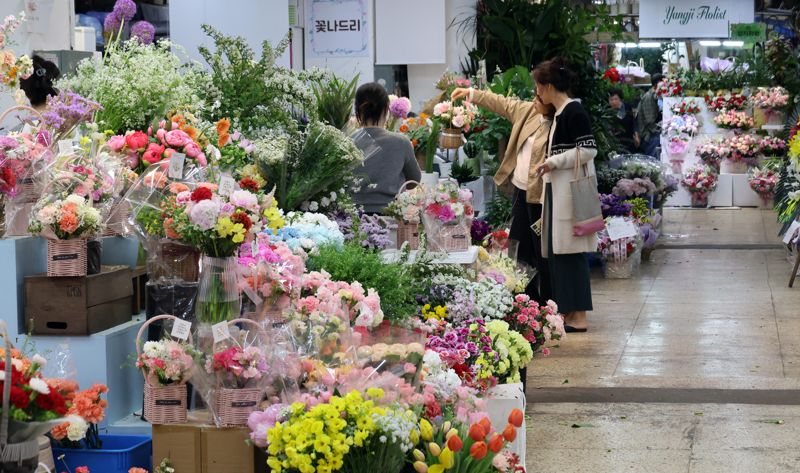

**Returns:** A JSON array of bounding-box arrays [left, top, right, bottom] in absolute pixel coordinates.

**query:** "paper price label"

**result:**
[[783, 221, 800, 245], [606, 217, 638, 241], [168, 153, 186, 179], [219, 174, 236, 196], [170, 319, 192, 341], [58, 140, 74, 155], [211, 321, 231, 343]]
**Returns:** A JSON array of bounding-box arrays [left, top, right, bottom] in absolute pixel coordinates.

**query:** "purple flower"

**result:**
[[103, 11, 122, 33], [113, 0, 137, 21], [131, 20, 156, 44], [600, 194, 633, 218], [41, 91, 102, 135], [471, 219, 491, 245], [466, 342, 478, 354], [389, 97, 411, 119], [0, 137, 18, 149]]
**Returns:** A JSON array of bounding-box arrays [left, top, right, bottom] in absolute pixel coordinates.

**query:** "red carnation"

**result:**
[[425, 399, 442, 419], [191, 187, 213, 202], [9, 386, 29, 409], [239, 177, 260, 193], [0, 167, 16, 194], [231, 211, 253, 231], [35, 388, 67, 415]]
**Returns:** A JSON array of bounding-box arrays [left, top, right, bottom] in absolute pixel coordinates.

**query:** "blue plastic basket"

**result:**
[[51, 435, 152, 473]]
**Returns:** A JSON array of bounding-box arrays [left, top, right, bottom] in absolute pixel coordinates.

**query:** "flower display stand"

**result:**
[[731, 174, 769, 208], [485, 383, 525, 467]]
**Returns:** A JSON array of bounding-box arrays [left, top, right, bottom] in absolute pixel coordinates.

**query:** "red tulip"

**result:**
[[468, 423, 485, 441], [508, 408, 524, 428], [502, 424, 517, 442], [469, 441, 487, 460], [447, 434, 463, 452], [488, 434, 504, 453]]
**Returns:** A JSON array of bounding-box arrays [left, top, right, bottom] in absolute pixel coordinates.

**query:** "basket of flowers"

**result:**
[[432, 100, 478, 149], [750, 86, 789, 127], [597, 221, 642, 279], [422, 181, 474, 252], [681, 165, 718, 208], [385, 180, 424, 249]]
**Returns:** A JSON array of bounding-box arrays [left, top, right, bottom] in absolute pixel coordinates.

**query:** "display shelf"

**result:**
[[381, 246, 480, 265], [731, 174, 770, 208], [663, 173, 734, 207]]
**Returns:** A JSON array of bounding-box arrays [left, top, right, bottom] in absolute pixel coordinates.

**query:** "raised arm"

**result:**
[[451, 88, 527, 122]]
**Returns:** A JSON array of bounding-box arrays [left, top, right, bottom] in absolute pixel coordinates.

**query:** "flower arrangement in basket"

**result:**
[[0, 13, 33, 90], [385, 181, 424, 249], [597, 219, 642, 279], [670, 99, 702, 115], [135, 315, 200, 425], [748, 167, 779, 206], [664, 114, 699, 137], [760, 136, 787, 157], [238, 233, 306, 323], [0, 335, 69, 472], [502, 294, 565, 355], [705, 91, 747, 112], [750, 86, 789, 110], [695, 139, 728, 170], [202, 319, 269, 427], [655, 77, 683, 97], [432, 100, 478, 149], [28, 193, 102, 277], [422, 181, 474, 252], [727, 133, 761, 166], [681, 164, 718, 208], [713, 110, 754, 131]]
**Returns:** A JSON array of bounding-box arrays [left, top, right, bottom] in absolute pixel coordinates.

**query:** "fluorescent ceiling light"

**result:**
[[625, 42, 637, 48], [615, 42, 625, 49], [699, 40, 722, 47], [638, 42, 661, 48], [723, 40, 744, 47]]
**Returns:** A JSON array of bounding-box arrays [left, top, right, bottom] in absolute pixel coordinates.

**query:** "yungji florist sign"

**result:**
[[639, 0, 754, 39], [306, 0, 369, 58]]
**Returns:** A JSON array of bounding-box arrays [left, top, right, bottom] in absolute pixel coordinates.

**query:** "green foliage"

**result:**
[[424, 121, 441, 173], [462, 140, 480, 159], [450, 160, 479, 185], [306, 243, 419, 322], [596, 165, 627, 195], [197, 26, 322, 136], [484, 191, 513, 228], [313, 74, 359, 130]]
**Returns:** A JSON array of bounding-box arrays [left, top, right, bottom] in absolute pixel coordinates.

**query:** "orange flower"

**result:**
[[218, 132, 230, 148], [62, 202, 78, 213], [50, 422, 68, 441], [478, 417, 492, 435], [216, 118, 231, 136], [399, 124, 409, 133], [508, 408, 524, 428], [59, 213, 79, 234], [164, 218, 180, 239], [469, 441, 487, 460], [468, 423, 485, 441], [143, 171, 168, 189], [168, 182, 190, 194], [446, 434, 463, 452], [419, 112, 429, 121], [47, 378, 79, 402], [411, 139, 418, 148], [502, 424, 516, 442], [184, 126, 199, 140], [488, 434, 504, 453]]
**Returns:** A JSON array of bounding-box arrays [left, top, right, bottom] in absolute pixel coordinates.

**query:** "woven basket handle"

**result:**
[[0, 105, 43, 128], [43, 172, 97, 209], [395, 180, 420, 199], [0, 322, 14, 449]]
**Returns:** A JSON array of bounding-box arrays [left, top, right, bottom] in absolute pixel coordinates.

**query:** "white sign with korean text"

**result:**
[[306, 0, 369, 58], [639, 0, 754, 39]]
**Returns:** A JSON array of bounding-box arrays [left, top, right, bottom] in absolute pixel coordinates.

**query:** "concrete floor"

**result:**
[[526, 209, 800, 472]]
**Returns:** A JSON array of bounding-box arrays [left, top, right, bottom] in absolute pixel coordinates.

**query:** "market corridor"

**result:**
[[525, 208, 800, 472]]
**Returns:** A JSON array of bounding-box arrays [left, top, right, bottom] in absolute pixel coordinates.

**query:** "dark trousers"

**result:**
[[510, 187, 552, 304]]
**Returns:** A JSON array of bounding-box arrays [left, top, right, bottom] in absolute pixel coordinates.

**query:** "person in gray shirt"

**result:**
[[353, 83, 421, 214]]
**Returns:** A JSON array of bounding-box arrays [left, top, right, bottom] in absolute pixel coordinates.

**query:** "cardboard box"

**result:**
[[25, 265, 133, 335], [152, 412, 263, 473]]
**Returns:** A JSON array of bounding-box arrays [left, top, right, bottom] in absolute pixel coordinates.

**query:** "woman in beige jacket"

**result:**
[[451, 86, 555, 304]]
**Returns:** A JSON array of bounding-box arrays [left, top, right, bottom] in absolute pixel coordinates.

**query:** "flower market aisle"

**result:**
[[525, 208, 800, 472]]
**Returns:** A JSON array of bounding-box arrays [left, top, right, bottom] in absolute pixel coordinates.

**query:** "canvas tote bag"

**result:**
[[570, 147, 605, 236]]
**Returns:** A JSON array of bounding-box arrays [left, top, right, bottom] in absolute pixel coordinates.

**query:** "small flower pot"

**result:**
[[439, 128, 464, 149]]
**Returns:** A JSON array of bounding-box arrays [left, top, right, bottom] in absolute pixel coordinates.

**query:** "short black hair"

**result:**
[[608, 88, 623, 99], [19, 55, 60, 106], [651, 73, 663, 88], [355, 82, 389, 125]]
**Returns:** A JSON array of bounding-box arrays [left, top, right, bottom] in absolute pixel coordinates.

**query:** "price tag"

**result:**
[[219, 174, 236, 196], [783, 220, 800, 245], [211, 321, 231, 343], [170, 319, 192, 341], [168, 152, 186, 179], [242, 285, 263, 306], [606, 217, 638, 241], [57, 140, 74, 155]]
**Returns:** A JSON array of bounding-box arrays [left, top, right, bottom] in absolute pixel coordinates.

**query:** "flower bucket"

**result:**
[[603, 257, 635, 279], [396, 219, 420, 250], [196, 255, 240, 324], [439, 127, 464, 149], [691, 193, 709, 208], [214, 387, 262, 427], [721, 160, 749, 174], [47, 239, 87, 277], [754, 107, 785, 127], [51, 435, 152, 473], [136, 315, 192, 425]]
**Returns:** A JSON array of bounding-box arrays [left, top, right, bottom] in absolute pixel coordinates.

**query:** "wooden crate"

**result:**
[[25, 265, 133, 335]]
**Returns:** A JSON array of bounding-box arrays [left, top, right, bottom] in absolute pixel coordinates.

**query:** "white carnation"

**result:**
[[29, 377, 50, 395], [66, 416, 89, 441]]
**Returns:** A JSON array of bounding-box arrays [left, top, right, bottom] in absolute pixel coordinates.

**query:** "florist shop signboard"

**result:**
[[639, 0, 754, 39], [306, 0, 369, 58]]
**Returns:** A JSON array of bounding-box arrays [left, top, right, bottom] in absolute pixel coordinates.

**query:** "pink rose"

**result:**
[[107, 135, 126, 152], [156, 128, 167, 144], [125, 130, 149, 150], [183, 141, 202, 158], [196, 153, 207, 167], [142, 143, 165, 164], [165, 130, 190, 148]]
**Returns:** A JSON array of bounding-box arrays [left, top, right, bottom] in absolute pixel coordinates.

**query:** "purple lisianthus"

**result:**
[[131, 20, 156, 44], [113, 0, 137, 21], [471, 219, 491, 245]]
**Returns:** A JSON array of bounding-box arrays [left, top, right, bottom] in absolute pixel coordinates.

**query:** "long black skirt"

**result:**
[[509, 187, 552, 304], [544, 184, 593, 313]]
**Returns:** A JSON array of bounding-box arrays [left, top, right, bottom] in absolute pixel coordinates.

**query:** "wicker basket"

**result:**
[[439, 128, 464, 149], [136, 314, 193, 425], [47, 239, 87, 277], [212, 318, 265, 427], [214, 387, 262, 427], [151, 240, 201, 283], [396, 220, 420, 250], [102, 200, 130, 237], [434, 220, 471, 252]]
